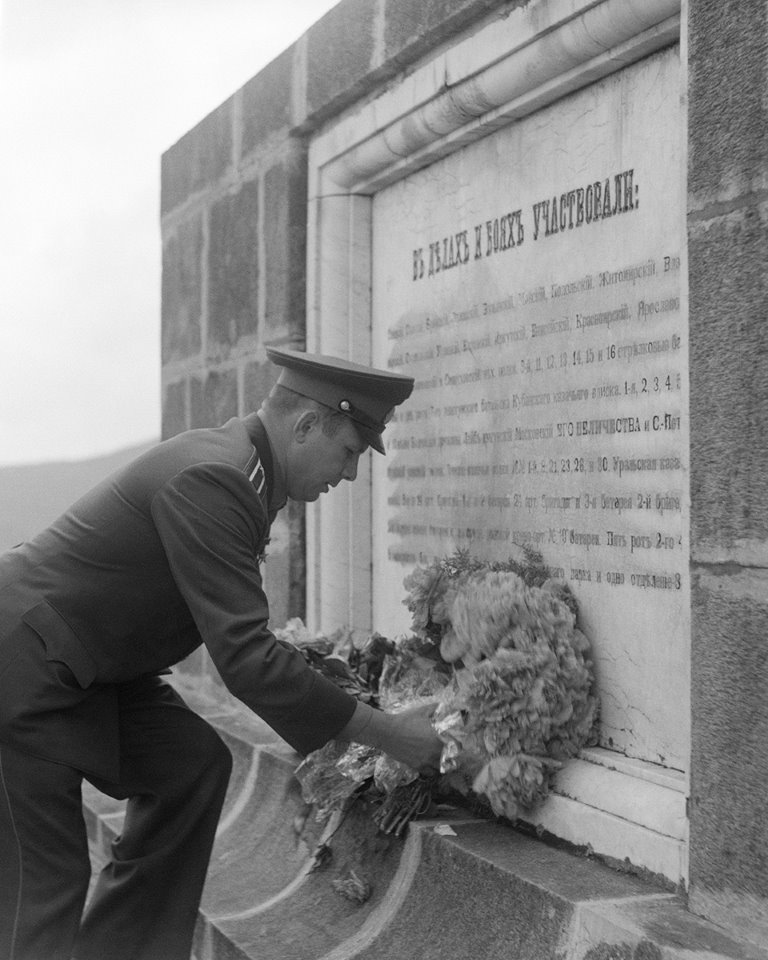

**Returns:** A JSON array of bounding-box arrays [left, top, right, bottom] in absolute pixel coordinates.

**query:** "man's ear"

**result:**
[[292, 409, 320, 444]]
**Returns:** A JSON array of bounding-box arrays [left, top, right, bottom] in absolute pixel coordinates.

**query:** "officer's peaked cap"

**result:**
[[267, 346, 414, 454]]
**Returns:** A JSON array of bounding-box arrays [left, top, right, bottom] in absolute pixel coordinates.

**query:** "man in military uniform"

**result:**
[[0, 346, 442, 960]]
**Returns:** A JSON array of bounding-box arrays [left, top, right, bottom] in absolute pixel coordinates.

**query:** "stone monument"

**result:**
[[159, 0, 768, 946]]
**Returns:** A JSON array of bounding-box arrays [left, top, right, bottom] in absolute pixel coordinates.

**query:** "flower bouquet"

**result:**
[[292, 548, 599, 834]]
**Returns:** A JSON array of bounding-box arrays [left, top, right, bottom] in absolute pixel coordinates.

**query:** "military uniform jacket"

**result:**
[[0, 414, 356, 781]]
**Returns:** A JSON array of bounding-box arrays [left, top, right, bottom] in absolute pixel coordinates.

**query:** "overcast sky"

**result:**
[[0, 0, 340, 465]]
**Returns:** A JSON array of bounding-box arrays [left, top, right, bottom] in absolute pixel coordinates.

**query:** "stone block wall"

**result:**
[[687, 0, 768, 946], [160, 0, 768, 947]]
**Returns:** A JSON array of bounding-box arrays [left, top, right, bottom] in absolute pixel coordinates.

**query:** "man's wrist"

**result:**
[[337, 701, 388, 750], [338, 701, 374, 742]]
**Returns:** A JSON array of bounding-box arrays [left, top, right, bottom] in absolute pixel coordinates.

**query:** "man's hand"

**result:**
[[384, 702, 444, 775], [339, 700, 443, 775]]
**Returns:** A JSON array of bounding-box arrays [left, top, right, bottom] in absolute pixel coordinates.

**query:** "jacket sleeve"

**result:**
[[150, 462, 356, 755]]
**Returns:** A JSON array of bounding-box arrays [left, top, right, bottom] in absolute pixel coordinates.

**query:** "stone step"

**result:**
[[82, 689, 768, 960]]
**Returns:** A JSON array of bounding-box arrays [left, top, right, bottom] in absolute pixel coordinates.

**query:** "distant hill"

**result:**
[[0, 441, 157, 553]]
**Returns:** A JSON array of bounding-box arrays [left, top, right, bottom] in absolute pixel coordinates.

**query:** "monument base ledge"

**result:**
[[80, 680, 766, 960]]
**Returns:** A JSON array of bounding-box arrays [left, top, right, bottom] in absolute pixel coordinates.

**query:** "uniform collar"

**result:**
[[244, 413, 287, 519]]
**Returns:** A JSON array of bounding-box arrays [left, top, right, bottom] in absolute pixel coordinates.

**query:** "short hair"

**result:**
[[265, 384, 348, 439]]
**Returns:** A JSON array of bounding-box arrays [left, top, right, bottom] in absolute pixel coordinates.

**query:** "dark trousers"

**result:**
[[0, 678, 232, 960]]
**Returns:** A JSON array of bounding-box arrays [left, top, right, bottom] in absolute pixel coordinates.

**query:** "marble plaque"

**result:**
[[371, 47, 688, 769]]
